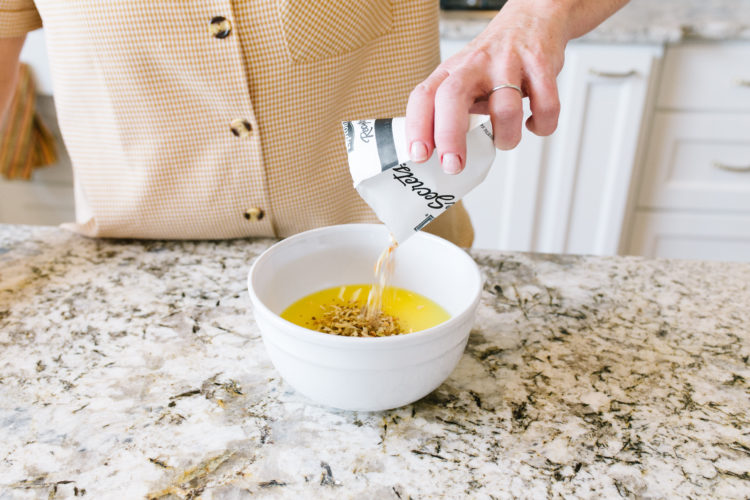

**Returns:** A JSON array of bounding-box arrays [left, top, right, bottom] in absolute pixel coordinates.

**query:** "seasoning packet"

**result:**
[[342, 115, 496, 242]]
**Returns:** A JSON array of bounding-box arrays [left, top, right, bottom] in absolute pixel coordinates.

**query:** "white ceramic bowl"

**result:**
[[247, 224, 482, 411]]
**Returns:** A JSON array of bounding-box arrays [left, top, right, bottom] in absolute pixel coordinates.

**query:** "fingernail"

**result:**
[[410, 141, 428, 162], [441, 153, 462, 175]]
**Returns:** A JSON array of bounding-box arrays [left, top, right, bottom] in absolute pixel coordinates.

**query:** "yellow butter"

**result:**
[[281, 284, 450, 334]]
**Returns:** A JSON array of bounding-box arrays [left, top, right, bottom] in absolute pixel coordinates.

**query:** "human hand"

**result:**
[[406, 0, 627, 174]]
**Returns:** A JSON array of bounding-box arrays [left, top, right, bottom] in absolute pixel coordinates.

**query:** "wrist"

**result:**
[[497, 0, 628, 42], [485, 0, 571, 49]]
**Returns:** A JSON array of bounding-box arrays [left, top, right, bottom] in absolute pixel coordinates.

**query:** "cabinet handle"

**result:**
[[736, 79, 750, 87], [589, 69, 638, 78], [713, 161, 750, 173]]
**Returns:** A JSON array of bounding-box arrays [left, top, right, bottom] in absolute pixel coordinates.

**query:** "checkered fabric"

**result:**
[[0, 0, 473, 246]]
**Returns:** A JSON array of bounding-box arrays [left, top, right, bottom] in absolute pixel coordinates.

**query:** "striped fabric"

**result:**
[[0, 62, 57, 180], [0, 0, 473, 246]]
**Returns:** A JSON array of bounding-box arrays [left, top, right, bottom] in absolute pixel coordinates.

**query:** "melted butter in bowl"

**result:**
[[247, 223, 482, 411], [281, 284, 451, 337]]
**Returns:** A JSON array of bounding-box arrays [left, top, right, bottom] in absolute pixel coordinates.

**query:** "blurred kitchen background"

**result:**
[[2, 0, 749, 261]]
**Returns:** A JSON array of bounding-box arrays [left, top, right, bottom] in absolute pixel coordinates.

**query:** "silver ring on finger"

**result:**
[[489, 83, 524, 98]]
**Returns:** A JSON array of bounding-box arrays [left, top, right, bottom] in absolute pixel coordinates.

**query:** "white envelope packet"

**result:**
[[342, 115, 496, 242]]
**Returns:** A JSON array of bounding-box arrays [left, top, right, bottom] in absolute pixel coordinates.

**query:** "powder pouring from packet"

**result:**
[[342, 115, 497, 242]]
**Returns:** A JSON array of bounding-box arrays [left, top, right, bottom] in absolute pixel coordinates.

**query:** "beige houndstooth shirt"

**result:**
[[1, 0, 473, 246]]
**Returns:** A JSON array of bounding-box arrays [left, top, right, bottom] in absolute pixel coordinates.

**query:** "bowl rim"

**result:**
[[247, 223, 483, 348]]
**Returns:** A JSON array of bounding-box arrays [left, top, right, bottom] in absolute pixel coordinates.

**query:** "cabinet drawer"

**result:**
[[628, 211, 750, 262], [657, 42, 750, 111], [638, 112, 750, 211]]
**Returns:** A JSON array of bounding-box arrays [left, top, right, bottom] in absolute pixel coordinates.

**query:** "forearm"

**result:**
[[495, 0, 629, 43], [558, 0, 630, 40], [0, 36, 26, 123]]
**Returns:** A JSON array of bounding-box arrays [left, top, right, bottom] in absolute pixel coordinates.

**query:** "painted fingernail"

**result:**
[[410, 141, 428, 162], [441, 153, 462, 175]]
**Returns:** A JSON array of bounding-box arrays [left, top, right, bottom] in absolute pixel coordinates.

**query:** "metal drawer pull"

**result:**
[[589, 69, 637, 78], [713, 161, 750, 172], [736, 79, 750, 87]]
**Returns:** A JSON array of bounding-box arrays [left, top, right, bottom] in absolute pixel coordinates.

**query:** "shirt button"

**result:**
[[209, 16, 232, 39], [230, 119, 253, 138], [243, 207, 265, 221]]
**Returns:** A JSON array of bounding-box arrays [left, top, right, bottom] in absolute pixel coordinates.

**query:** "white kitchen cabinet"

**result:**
[[441, 40, 663, 253], [628, 211, 750, 262], [656, 42, 750, 112], [534, 44, 662, 255], [623, 41, 750, 262], [637, 112, 750, 212]]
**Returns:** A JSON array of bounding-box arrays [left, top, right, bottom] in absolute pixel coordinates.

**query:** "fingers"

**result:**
[[405, 68, 449, 164], [524, 69, 560, 136], [408, 62, 486, 175], [406, 46, 561, 172], [433, 70, 481, 174], [488, 84, 524, 150]]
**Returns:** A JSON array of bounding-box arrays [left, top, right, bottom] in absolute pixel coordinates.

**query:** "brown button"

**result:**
[[209, 16, 232, 39], [230, 118, 252, 138], [243, 207, 264, 221]]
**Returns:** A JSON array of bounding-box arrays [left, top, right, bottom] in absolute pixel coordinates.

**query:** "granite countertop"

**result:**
[[1, 224, 749, 498], [440, 0, 750, 43]]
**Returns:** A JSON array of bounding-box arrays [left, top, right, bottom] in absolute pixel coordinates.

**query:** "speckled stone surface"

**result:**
[[1, 224, 749, 499], [440, 0, 750, 43]]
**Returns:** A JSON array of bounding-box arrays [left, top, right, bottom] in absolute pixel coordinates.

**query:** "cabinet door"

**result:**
[[535, 44, 662, 255], [628, 211, 750, 262], [657, 42, 750, 112], [638, 112, 750, 212]]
